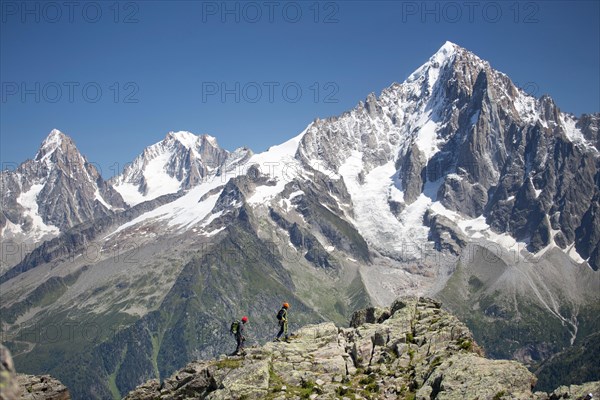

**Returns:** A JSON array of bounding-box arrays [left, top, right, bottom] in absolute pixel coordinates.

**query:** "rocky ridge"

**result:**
[[123, 297, 599, 400]]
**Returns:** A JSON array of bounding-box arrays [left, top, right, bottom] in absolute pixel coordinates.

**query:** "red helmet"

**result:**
[[241, 316, 248, 323]]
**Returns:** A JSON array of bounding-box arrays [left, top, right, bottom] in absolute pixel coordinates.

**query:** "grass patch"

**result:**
[[107, 369, 121, 400], [296, 379, 320, 398], [268, 366, 285, 392], [493, 390, 507, 400], [364, 382, 380, 393], [214, 358, 242, 369], [335, 385, 356, 396], [407, 347, 415, 362], [457, 337, 473, 351], [430, 356, 443, 369], [149, 332, 162, 378]]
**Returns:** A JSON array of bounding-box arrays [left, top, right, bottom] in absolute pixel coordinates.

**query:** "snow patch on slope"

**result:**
[[113, 131, 225, 206], [16, 184, 60, 239], [513, 92, 538, 124], [560, 114, 590, 146], [143, 151, 182, 197], [94, 190, 113, 210], [169, 131, 199, 149], [246, 130, 306, 205], [428, 201, 588, 264], [109, 178, 224, 236], [112, 182, 147, 207], [339, 153, 431, 259], [406, 41, 457, 87], [415, 119, 442, 160]]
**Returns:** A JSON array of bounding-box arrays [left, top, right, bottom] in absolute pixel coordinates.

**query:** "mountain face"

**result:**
[[297, 42, 599, 269], [0, 130, 126, 261], [110, 131, 252, 206], [1, 42, 599, 400]]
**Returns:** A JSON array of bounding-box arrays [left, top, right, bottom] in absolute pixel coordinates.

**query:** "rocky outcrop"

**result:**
[[1, 344, 21, 400], [548, 382, 600, 399], [0, 344, 70, 400], [15, 375, 70, 400], [123, 297, 594, 400], [424, 211, 468, 255], [438, 173, 488, 218]]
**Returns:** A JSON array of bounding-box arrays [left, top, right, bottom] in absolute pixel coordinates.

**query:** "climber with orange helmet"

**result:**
[[230, 316, 248, 355], [274, 302, 290, 342]]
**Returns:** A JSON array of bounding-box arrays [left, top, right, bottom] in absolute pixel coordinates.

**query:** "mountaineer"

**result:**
[[230, 316, 248, 355], [274, 302, 290, 342]]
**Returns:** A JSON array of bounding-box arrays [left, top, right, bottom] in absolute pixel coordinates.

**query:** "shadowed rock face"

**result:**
[[123, 297, 597, 400], [1, 344, 71, 400]]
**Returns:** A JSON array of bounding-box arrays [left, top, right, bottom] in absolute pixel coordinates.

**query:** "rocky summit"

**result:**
[[123, 298, 599, 400]]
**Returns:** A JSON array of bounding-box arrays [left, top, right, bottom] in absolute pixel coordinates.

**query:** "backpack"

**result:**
[[230, 320, 239, 335], [276, 309, 285, 321]]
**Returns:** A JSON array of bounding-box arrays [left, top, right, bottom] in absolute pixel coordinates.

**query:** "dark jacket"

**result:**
[[236, 321, 245, 338], [279, 308, 288, 323]]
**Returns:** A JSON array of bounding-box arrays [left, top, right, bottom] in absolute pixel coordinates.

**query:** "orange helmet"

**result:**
[[241, 316, 248, 323], [283, 302, 289, 309]]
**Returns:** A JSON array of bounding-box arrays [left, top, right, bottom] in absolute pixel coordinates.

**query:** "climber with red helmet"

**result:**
[[274, 302, 290, 342], [230, 316, 248, 355]]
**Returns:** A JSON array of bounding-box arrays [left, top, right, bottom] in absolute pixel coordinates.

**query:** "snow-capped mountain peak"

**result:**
[[406, 41, 459, 83], [1, 130, 126, 244], [293, 41, 599, 268], [40, 128, 66, 147], [112, 131, 251, 206], [34, 128, 75, 163], [164, 131, 219, 149], [166, 130, 197, 146]]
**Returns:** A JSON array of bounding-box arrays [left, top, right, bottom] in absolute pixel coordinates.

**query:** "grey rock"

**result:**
[[438, 173, 487, 218], [548, 381, 600, 399], [577, 113, 600, 150], [0, 344, 21, 400], [124, 297, 587, 400], [16, 375, 70, 400], [349, 306, 391, 328]]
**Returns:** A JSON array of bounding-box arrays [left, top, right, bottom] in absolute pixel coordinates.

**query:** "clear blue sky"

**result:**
[[1, 0, 599, 179]]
